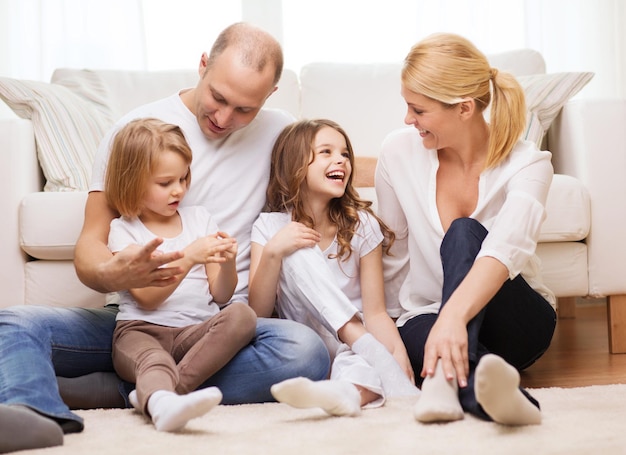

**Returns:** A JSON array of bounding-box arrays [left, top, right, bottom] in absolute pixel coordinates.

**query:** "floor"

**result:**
[[521, 299, 626, 389]]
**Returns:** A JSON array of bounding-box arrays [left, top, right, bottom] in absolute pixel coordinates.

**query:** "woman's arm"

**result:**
[[423, 256, 509, 387], [360, 245, 415, 381]]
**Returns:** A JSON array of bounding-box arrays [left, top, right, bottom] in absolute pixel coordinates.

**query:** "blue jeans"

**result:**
[[0, 305, 330, 432], [399, 218, 556, 421]]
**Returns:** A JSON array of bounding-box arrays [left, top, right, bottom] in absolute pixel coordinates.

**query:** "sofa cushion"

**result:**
[[0, 72, 116, 191], [52, 68, 199, 120], [300, 63, 592, 159], [25, 260, 106, 308], [20, 191, 87, 260], [299, 50, 545, 159], [518, 72, 594, 147], [539, 174, 590, 242], [52, 68, 301, 120]]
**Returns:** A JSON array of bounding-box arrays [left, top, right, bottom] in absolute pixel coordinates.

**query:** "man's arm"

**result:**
[[74, 191, 184, 293]]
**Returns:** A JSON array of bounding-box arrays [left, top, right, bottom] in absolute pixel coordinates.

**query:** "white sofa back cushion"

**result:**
[[52, 68, 301, 121]]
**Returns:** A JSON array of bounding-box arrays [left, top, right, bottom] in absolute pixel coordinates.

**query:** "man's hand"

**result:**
[[100, 237, 184, 291]]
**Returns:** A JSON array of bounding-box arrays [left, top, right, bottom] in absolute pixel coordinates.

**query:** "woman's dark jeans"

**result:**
[[399, 218, 557, 420]]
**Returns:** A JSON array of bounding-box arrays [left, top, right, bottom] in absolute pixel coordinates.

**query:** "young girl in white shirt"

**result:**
[[249, 119, 419, 416], [106, 118, 257, 432], [376, 33, 557, 425]]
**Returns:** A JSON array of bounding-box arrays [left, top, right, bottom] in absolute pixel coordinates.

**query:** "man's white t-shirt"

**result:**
[[91, 91, 295, 303]]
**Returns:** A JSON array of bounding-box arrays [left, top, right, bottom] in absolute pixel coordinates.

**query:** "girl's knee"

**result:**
[[222, 302, 257, 338]]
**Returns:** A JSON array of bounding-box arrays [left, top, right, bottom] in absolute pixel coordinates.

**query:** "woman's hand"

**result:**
[[421, 310, 469, 388]]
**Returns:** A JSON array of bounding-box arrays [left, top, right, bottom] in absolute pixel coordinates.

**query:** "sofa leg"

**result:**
[[607, 295, 626, 354], [557, 297, 576, 319]]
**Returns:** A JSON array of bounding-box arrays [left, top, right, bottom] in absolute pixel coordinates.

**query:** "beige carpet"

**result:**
[[21, 384, 626, 455]]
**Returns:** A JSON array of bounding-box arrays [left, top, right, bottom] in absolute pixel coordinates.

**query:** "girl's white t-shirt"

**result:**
[[108, 206, 220, 327], [251, 210, 384, 312]]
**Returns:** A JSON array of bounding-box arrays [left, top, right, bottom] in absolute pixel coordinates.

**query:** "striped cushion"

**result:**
[[0, 71, 115, 191], [518, 72, 594, 147]]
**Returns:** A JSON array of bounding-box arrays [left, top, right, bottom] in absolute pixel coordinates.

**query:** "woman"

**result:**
[[376, 33, 557, 425]]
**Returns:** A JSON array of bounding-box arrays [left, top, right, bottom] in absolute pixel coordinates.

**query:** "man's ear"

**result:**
[[198, 52, 209, 78], [264, 85, 279, 101]]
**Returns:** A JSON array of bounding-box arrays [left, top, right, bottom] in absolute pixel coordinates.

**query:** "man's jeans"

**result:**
[[0, 305, 330, 432]]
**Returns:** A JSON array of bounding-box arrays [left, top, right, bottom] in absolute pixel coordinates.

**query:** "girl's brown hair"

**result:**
[[266, 119, 395, 260], [105, 118, 192, 217], [402, 32, 526, 168]]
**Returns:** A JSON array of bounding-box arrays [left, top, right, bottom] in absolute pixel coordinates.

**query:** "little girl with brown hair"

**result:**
[[249, 119, 419, 416]]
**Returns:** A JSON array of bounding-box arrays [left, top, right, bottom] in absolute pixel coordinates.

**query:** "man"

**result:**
[[0, 22, 330, 453]]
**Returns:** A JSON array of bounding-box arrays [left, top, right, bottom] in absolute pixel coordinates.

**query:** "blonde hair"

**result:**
[[105, 118, 192, 217], [402, 33, 526, 168], [266, 119, 395, 260]]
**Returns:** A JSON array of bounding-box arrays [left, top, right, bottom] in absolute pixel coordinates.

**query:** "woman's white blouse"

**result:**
[[375, 127, 556, 327]]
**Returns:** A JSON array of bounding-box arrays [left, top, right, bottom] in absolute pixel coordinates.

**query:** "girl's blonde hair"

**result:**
[[105, 118, 193, 217], [402, 32, 526, 168], [266, 119, 395, 260]]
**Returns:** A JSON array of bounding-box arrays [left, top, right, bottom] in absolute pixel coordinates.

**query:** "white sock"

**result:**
[[351, 333, 420, 398], [475, 354, 541, 426], [128, 390, 140, 411], [413, 360, 464, 423], [271, 377, 361, 417], [147, 387, 223, 432]]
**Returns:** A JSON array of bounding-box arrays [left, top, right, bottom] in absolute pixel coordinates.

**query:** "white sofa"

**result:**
[[2, 49, 625, 352]]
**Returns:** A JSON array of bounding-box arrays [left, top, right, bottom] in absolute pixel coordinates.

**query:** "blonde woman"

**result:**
[[376, 33, 557, 425]]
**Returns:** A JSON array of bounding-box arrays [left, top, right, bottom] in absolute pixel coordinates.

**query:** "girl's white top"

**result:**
[[109, 205, 220, 327]]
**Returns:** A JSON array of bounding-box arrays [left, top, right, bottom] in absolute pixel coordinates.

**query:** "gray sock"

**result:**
[[57, 372, 126, 409], [0, 405, 63, 453], [351, 333, 420, 398]]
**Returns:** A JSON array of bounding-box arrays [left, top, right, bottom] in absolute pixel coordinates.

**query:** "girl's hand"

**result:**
[[421, 312, 469, 388], [184, 233, 237, 265], [216, 231, 238, 264], [266, 222, 320, 258]]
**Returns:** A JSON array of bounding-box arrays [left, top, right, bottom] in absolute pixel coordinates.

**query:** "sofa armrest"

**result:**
[[548, 98, 626, 297], [0, 115, 44, 307]]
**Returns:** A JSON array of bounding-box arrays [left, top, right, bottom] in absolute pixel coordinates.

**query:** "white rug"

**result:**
[[21, 384, 626, 455]]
